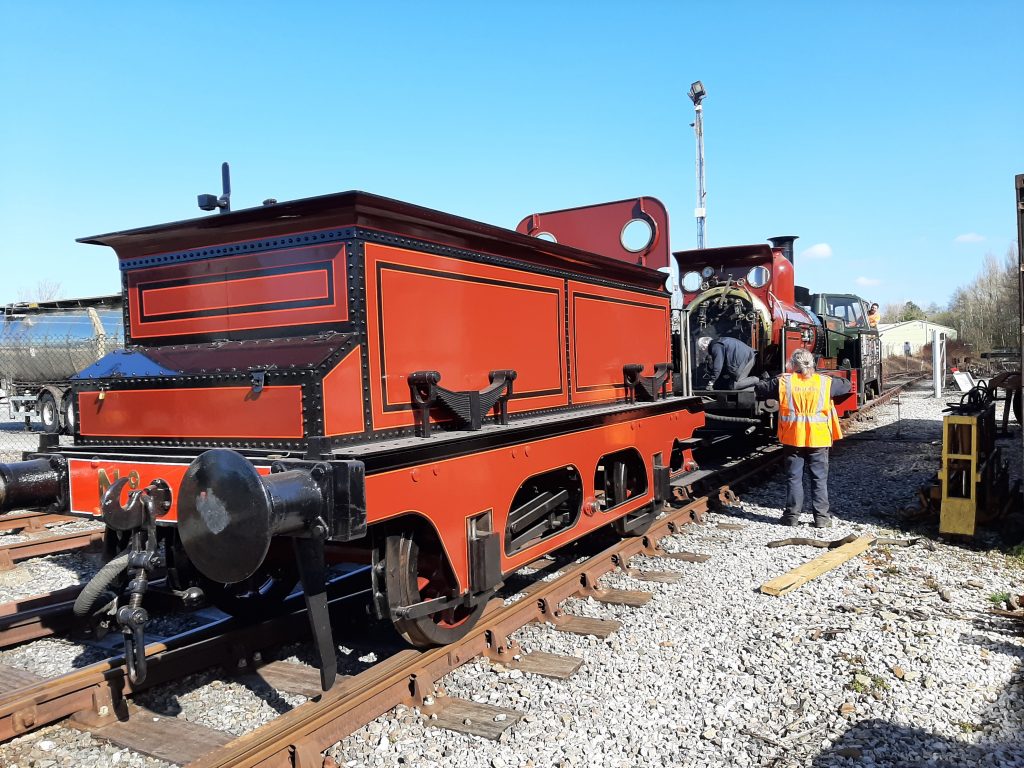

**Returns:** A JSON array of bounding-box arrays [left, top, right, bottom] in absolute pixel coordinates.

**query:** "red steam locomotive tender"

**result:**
[[0, 191, 704, 689]]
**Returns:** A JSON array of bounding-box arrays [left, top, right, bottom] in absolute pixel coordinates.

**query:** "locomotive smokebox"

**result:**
[[768, 236, 799, 264], [0, 457, 62, 513], [178, 449, 329, 584]]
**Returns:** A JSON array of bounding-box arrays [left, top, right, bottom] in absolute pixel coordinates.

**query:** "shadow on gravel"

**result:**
[[957, 629, 1024, 663], [713, 502, 784, 526], [812, 718, 1022, 768]]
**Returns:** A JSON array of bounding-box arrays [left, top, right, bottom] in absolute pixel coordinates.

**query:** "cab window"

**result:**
[[825, 298, 869, 330]]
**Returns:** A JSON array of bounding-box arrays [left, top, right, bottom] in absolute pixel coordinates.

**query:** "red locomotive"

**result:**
[[676, 235, 878, 426], [0, 191, 704, 689]]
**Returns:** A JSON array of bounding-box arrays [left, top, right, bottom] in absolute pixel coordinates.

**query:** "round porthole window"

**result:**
[[533, 231, 557, 243], [746, 265, 771, 288], [620, 218, 654, 252], [681, 271, 703, 292]]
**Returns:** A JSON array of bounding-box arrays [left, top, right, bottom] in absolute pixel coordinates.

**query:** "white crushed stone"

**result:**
[[324, 387, 1024, 768], [1, 385, 1022, 767]]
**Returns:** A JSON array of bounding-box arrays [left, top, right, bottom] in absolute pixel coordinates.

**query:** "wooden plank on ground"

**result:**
[[83, 704, 233, 765], [632, 569, 683, 584], [550, 615, 621, 638], [422, 696, 520, 740], [523, 556, 557, 571], [662, 551, 710, 563], [0, 664, 42, 695], [760, 536, 876, 596], [254, 660, 331, 699], [717, 523, 746, 530], [506, 650, 582, 680], [590, 588, 653, 607], [992, 609, 1024, 621]]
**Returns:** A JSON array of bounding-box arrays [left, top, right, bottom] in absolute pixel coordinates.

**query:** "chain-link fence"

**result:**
[[0, 324, 122, 461]]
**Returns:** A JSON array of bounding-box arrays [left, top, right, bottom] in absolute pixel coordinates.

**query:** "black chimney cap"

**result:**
[[768, 235, 799, 263]]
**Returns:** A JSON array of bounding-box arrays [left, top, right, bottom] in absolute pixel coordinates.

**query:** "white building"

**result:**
[[877, 320, 958, 357]]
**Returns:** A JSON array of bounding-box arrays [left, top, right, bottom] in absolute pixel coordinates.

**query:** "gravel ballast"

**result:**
[[0, 384, 1021, 767]]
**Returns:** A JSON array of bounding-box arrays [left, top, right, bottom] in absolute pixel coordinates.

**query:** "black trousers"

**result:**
[[783, 446, 830, 520], [713, 355, 757, 390]]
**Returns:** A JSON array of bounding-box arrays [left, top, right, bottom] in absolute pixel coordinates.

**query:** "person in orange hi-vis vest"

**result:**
[[754, 348, 852, 527]]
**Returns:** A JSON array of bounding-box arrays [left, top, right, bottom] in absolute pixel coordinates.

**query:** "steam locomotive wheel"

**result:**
[[201, 561, 298, 620], [385, 532, 486, 647]]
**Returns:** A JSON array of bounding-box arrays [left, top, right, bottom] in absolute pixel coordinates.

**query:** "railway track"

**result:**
[[847, 373, 926, 422], [0, 375, 926, 764], [0, 446, 781, 764]]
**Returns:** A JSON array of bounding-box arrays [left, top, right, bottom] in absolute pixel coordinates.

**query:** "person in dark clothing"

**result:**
[[696, 336, 758, 390], [754, 348, 853, 527]]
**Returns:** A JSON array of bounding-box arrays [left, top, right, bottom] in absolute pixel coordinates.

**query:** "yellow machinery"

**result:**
[[939, 399, 1010, 536]]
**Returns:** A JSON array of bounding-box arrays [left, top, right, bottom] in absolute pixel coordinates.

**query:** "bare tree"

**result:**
[[881, 302, 904, 324], [16, 280, 62, 303], [939, 244, 1019, 353]]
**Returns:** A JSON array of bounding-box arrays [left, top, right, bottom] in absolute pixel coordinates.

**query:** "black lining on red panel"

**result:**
[[571, 291, 671, 394], [373, 261, 565, 412], [136, 261, 336, 323]]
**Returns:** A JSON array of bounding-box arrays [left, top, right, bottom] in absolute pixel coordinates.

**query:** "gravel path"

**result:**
[[1, 384, 1022, 767]]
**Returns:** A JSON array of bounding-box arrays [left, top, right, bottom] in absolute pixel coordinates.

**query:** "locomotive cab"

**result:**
[[801, 290, 883, 410], [674, 237, 820, 428]]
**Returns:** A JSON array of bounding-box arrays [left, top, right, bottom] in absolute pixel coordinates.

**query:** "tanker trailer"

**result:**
[[0, 295, 123, 434]]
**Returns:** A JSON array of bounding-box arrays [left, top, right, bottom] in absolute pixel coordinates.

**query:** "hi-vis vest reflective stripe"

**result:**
[[777, 373, 843, 448]]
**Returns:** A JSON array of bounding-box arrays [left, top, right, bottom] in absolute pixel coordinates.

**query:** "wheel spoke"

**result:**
[[385, 531, 487, 647]]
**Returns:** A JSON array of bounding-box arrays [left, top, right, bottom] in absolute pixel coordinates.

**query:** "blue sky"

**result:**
[[0, 2, 1020, 308]]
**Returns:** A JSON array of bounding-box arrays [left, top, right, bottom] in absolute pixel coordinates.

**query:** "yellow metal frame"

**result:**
[[939, 414, 980, 535], [938, 400, 1006, 537]]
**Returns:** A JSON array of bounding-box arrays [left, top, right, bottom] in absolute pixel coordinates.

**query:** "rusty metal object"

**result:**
[[767, 535, 920, 550], [0, 512, 77, 533], [0, 529, 104, 571], [0, 586, 83, 648], [0, 598, 314, 741], [716, 487, 740, 507]]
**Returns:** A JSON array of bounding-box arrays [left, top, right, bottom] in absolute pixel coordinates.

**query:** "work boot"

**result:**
[[813, 515, 833, 529], [780, 515, 800, 526]]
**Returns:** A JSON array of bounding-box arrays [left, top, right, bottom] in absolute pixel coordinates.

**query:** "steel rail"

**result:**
[[0, 576, 373, 741], [0, 512, 77, 533], [0, 586, 83, 648], [0, 529, 104, 570], [0, 581, 181, 649], [186, 452, 782, 768], [843, 375, 925, 424]]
